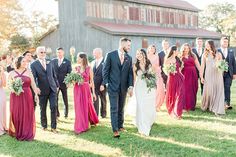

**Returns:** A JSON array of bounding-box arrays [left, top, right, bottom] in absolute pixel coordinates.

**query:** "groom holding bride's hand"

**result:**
[[102, 37, 133, 138]]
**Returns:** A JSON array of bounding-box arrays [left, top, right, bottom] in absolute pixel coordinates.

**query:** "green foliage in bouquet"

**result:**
[[216, 60, 229, 72], [64, 72, 84, 85], [141, 69, 157, 93], [8, 77, 24, 96], [163, 63, 177, 75]]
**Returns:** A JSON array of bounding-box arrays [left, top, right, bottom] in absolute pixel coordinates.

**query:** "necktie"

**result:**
[[120, 52, 124, 65]]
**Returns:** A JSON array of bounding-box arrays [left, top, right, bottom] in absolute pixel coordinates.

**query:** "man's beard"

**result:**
[[123, 47, 128, 53]]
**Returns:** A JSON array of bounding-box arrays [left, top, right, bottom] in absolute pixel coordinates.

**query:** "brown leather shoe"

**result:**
[[51, 129, 58, 133], [118, 128, 127, 132], [113, 131, 120, 138]]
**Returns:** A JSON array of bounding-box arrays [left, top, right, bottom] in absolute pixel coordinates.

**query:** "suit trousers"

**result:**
[[39, 90, 57, 129], [108, 91, 127, 132]]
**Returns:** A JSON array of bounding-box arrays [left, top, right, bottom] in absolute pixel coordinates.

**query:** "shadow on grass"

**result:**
[[55, 121, 236, 157], [0, 135, 101, 157]]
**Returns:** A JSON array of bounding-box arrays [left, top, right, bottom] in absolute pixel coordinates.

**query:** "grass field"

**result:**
[[0, 82, 236, 157]]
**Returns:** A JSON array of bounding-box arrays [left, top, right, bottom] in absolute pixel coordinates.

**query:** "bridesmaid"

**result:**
[[74, 53, 99, 134], [0, 64, 7, 135], [165, 46, 185, 119], [201, 40, 225, 115], [8, 56, 39, 141], [147, 45, 165, 111], [180, 43, 202, 111]]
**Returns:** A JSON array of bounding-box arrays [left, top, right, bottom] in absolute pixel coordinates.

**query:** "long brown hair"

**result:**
[[180, 43, 196, 59], [204, 40, 216, 58], [135, 49, 151, 74], [77, 53, 88, 68], [147, 44, 156, 55], [167, 45, 182, 67]]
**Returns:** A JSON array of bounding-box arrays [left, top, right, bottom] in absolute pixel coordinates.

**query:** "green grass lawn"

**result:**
[[0, 82, 236, 157]]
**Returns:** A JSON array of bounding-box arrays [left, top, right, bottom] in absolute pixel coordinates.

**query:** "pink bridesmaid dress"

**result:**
[[149, 55, 165, 110], [74, 66, 99, 134], [0, 79, 7, 135], [9, 70, 36, 141]]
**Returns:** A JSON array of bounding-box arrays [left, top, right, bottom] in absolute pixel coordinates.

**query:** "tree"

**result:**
[[0, 0, 23, 54], [9, 34, 30, 53], [199, 3, 236, 46]]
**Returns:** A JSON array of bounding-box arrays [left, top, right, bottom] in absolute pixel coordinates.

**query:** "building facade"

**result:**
[[40, 0, 222, 57]]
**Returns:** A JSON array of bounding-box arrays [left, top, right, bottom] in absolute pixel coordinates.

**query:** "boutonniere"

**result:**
[[62, 61, 66, 64], [124, 56, 129, 62], [46, 61, 50, 64]]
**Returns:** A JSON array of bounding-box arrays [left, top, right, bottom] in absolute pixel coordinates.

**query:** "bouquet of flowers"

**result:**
[[141, 68, 157, 93], [163, 63, 177, 75], [216, 60, 229, 72], [8, 77, 24, 96], [63, 72, 84, 85]]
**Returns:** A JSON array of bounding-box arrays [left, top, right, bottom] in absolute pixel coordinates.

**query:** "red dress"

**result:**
[[74, 66, 99, 134], [9, 70, 35, 141], [182, 56, 198, 111], [166, 62, 185, 118]]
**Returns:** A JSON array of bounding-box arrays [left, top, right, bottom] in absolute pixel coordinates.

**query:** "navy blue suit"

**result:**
[[102, 50, 133, 132], [31, 59, 59, 129], [192, 47, 204, 94], [93, 59, 107, 118], [158, 50, 167, 86], [52, 58, 72, 118], [218, 48, 236, 105]]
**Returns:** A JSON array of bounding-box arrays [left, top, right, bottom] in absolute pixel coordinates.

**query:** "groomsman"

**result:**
[[31, 46, 59, 133], [192, 37, 204, 94], [52, 48, 72, 118], [158, 39, 169, 87], [218, 37, 236, 110], [92, 48, 107, 118]]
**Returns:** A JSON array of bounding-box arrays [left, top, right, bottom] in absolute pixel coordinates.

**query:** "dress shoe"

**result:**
[[225, 104, 233, 110], [51, 129, 58, 133], [42, 127, 47, 131], [119, 128, 127, 132], [113, 131, 120, 138]]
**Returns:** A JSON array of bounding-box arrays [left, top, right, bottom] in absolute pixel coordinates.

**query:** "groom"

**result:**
[[102, 37, 133, 138]]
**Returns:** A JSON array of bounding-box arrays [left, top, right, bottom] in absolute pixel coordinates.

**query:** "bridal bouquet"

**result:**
[[216, 60, 228, 72], [141, 69, 157, 93], [8, 77, 24, 96], [163, 63, 177, 75], [64, 72, 84, 85]]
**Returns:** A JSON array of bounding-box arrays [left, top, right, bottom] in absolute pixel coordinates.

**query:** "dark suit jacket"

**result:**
[[93, 59, 104, 91], [218, 48, 236, 78], [158, 50, 167, 83], [52, 58, 72, 89], [102, 50, 133, 93], [192, 47, 204, 64], [31, 59, 59, 95]]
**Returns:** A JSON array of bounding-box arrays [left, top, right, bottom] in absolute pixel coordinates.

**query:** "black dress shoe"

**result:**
[[225, 105, 233, 110]]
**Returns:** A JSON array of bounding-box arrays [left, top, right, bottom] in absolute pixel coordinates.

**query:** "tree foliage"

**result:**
[[9, 34, 30, 53], [199, 3, 236, 45]]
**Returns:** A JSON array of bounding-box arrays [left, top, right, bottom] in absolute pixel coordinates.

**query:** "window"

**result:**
[[142, 39, 148, 48]]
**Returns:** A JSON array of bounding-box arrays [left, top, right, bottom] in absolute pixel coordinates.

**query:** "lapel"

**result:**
[[37, 60, 46, 72], [94, 60, 103, 75], [121, 53, 129, 71], [115, 50, 122, 67], [227, 49, 232, 64], [58, 58, 65, 68]]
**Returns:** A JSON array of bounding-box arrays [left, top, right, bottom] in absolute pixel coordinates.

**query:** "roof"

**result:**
[[39, 25, 59, 41], [86, 21, 222, 39], [125, 0, 200, 12]]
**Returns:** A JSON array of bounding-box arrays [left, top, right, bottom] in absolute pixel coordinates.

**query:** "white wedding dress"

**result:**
[[126, 70, 157, 136]]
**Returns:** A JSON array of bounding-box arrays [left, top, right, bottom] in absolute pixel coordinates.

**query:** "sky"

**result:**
[[20, 0, 236, 17]]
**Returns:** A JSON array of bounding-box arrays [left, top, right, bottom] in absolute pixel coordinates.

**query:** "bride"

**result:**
[[127, 49, 157, 136]]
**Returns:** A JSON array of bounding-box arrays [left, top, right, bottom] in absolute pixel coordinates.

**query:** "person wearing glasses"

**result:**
[[31, 46, 59, 133]]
